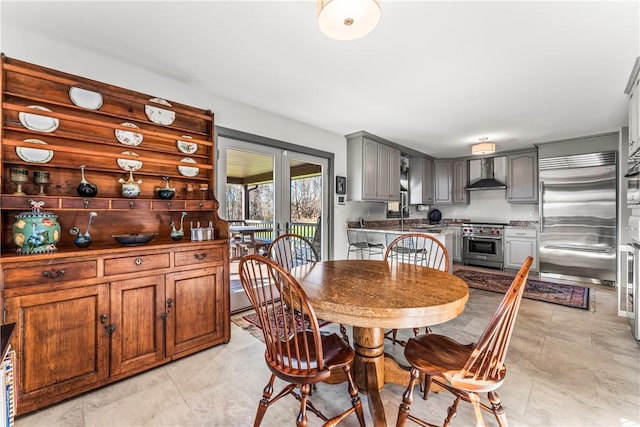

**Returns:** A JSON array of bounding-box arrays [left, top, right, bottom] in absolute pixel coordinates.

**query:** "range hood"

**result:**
[[465, 157, 507, 191]]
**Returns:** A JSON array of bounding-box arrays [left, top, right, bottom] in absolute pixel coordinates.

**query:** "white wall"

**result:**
[[2, 26, 354, 258]]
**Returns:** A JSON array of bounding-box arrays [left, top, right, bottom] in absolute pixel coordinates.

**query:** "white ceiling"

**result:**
[[1, 1, 639, 158]]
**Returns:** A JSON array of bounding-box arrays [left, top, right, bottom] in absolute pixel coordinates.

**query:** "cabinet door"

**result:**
[[362, 138, 378, 200], [5, 285, 109, 413], [110, 275, 165, 376], [434, 161, 452, 204], [507, 152, 538, 203], [630, 77, 640, 155], [504, 238, 538, 270], [447, 226, 462, 262], [424, 158, 435, 204], [376, 143, 391, 200], [165, 266, 226, 357], [452, 160, 468, 204], [388, 146, 401, 201]]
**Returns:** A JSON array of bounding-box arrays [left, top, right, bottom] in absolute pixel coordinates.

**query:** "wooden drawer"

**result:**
[[104, 253, 170, 275], [4, 260, 97, 288], [175, 247, 224, 266], [151, 200, 186, 211], [61, 198, 110, 209], [504, 227, 537, 238], [185, 200, 215, 210], [111, 200, 151, 210]]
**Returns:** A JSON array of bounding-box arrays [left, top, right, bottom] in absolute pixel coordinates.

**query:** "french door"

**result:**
[[216, 137, 329, 258]]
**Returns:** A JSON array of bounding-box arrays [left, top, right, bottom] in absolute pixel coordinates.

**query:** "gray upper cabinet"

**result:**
[[507, 151, 538, 203], [409, 156, 434, 205], [347, 133, 400, 202], [452, 160, 468, 204], [434, 161, 452, 203], [434, 160, 468, 204]]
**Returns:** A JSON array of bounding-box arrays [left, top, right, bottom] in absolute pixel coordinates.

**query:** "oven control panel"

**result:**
[[462, 225, 504, 236]]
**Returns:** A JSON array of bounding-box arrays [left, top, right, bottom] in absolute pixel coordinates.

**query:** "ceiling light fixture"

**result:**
[[318, 0, 381, 41], [472, 137, 496, 155]]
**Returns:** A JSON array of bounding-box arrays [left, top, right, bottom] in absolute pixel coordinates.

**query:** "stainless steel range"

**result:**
[[462, 222, 507, 270]]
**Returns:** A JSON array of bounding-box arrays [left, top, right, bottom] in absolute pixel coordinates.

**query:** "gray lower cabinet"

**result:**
[[444, 225, 462, 262], [507, 151, 538, 203], [504, 227, 538, 271], [347, 133, 400, 202], [434, 160, 468, 204]]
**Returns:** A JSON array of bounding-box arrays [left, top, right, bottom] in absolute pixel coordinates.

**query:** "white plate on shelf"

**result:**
[[178, 157, 199, 177], [18, 106, 59, 133], [176, 135, 197, 154], [117, 151, 143, 171], [145, 105, 175, 126], [16, 139, 54, 164], [149, 97, 172, 106], [115, 122, 143, 146], [69, 87, 103, 110]]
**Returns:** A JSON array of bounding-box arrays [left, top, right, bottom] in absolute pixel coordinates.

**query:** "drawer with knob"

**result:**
[[174, 247, 224, 266], [4, 260, 98, 288], [104, 253, 170, 276]]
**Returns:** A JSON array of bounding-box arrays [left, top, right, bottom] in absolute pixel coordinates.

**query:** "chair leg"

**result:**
[[340, 323, 350, 345], [469, 392, 486, 427], [488, 391, 508, 427], [422, 374, 432, 400], [346, 363, 366, 427], [254, 374, 276, 427], [396, 367, 420, 427], [443, 395, 461, 427], [296, 383, 311, 427]]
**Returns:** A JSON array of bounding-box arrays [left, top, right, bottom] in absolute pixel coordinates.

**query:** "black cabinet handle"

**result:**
[[42, 269, 66, 279], [194, 253, 207, 260], [105, 324, 116, 334]]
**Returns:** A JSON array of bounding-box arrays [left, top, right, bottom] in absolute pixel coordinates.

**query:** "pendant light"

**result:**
[[318, 0, 381, 41], [472, 137, 496, 155]]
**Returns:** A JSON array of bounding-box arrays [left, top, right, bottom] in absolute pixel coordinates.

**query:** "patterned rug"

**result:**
[[454, 269, 590, 310], [232, 309, 330, 342]]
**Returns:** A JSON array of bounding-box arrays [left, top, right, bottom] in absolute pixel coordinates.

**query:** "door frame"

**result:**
[[215, 126, 335, 259]]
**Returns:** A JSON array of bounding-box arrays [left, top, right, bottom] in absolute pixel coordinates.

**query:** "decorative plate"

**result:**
[[149, 97, 172, 106], [69, 87, 103, 110], [117, 151, 143, 171], [178, 157, 200, 177], [145, 105, 175, 126], [176, 135, 197, 154], [18, 106, 59, 133], [16, 139, 54, 164], [115, 122, 143, 146]]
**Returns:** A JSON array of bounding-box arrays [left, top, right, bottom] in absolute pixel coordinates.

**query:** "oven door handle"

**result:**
[[466, 236, 503, 241]]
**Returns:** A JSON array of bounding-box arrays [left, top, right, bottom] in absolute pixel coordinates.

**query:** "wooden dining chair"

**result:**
[[384, 233, 450, 345], [396, 256, 533, 427], [269, 233, 350, 344], [238, 255, 365, 427]]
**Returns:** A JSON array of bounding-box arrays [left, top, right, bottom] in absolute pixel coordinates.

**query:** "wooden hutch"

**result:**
[[0, 55, 230, 415]]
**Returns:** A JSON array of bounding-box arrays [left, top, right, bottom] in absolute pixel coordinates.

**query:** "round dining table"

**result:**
[[289, 259, 469, 427]]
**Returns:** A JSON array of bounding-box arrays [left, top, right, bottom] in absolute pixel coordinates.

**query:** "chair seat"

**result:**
[[404, 334, 475, 378], [267, 331, 354, 384]]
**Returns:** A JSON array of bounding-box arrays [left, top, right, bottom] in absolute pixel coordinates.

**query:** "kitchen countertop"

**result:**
[[349, 227, 456, 235], [507, 221, 539, 229]]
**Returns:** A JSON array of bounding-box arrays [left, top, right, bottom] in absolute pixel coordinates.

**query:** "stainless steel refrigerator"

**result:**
[[539, 152, 617, 284]]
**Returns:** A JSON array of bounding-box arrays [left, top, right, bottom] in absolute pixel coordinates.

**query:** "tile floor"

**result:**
[[15, 268, 640, 427]]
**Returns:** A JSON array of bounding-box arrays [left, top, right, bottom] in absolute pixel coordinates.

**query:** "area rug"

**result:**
[[232, 309, 330, 343], [454, 269, 590, 310]]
